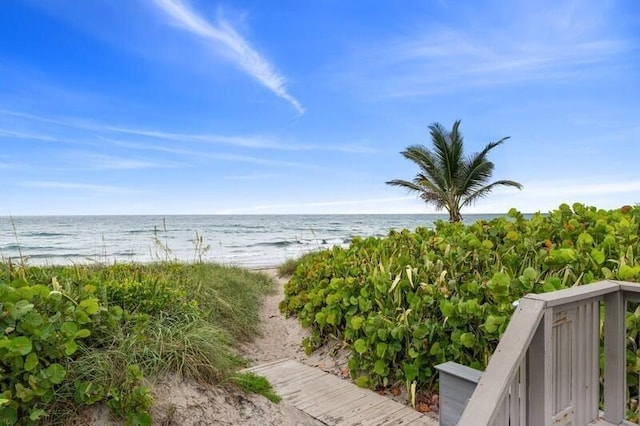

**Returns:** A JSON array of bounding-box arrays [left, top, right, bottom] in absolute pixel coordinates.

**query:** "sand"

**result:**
[[238, 269, 350, 377]]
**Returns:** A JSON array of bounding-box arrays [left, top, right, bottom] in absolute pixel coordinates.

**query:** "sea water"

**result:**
[[0, 214, 501, 268]]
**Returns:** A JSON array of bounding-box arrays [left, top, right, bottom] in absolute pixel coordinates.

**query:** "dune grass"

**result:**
[[0, 261, 277, 425], [230, 372, 281, 403]]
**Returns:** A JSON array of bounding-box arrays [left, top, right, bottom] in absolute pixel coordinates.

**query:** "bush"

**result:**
[[281, 203, 640, 393], [0, 262, 276, 425]]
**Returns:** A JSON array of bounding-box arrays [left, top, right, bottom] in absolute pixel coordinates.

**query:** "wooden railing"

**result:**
[[458, 280, 640, 426]]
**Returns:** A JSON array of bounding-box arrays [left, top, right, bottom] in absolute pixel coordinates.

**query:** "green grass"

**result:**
[[277, 252, 319, 278], [0, 261, 279, 425], [230, 372, 282, 403], [277, 258, 300, 278]]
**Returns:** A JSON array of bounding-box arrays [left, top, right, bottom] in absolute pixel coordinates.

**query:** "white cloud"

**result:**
[[0, 109, 375, 153], [341, 0, 631, 98], [215, 196, 418, 214], [105, 137, 323, 169], [69, 153, 184, 170], [20, 181, 139, 194], [223, 173, 282, 180], [152, 0, 303, 114]]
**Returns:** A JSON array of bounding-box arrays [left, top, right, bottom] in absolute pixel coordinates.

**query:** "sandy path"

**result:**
[[239, 269, 350, 376], [238, 269, 309, 364]]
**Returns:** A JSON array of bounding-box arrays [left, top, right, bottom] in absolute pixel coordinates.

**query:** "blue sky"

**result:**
[[1, 0, 639, 215]]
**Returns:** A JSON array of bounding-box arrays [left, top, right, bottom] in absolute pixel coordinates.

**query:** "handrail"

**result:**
[[457, 280, 640, 426], [524, 280, 619, 307], [457, 298, 545, 425]]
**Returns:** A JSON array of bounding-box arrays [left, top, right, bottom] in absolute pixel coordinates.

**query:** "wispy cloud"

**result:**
[[379, 37, 626, 98], [151, 0, 303, 114], [0, 109, 376, 153], [223, 173, 283, 180], [341, 0, 633, 98], [106, 137, 322, 169], [68, 152, 184, 170], [100, 125, 378, 153], [20, 180, 139, 194], [216, 196, 416, 214], [0, 129, 63, 143]]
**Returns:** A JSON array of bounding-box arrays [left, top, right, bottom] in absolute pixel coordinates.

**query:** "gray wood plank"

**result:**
[[275, 373, 343, 397], [297, 386, 361, 410], [245, 358, 293, 372], [288, 382, 363, 408], [340, 399, 411, 425], [247, 359, 437, 426], [308, 393, 370, 420], [314, 393, 381, 420], [382, 410, 426, 425], [603, 290, 625, 423], [359, 406, 421, 426]]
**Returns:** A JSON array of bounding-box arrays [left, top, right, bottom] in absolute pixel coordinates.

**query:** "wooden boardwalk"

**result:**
[[246, 359, 438, 426]]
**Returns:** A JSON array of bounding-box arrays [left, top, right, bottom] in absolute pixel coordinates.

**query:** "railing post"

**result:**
[[604, 290, 625, 423], [527, 308, 553, 426]]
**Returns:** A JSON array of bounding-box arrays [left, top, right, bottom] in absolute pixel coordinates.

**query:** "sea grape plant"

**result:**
[[0, 265, 152, 425], [0, 268, 101, 424], [281, 203, 640, 400]]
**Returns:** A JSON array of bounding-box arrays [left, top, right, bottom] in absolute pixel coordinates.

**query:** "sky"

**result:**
[[1, 0, 639, 215]]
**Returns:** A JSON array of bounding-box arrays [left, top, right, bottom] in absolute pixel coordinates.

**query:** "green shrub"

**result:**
[[281, 203, 640, 394], [0, 262, 276, 425], [0, 267, 103, 424]]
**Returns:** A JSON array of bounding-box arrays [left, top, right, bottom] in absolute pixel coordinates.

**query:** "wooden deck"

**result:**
[[245, 359, 437, 426]]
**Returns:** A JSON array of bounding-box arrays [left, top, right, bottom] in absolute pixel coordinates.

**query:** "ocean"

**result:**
[[0, 214, 501, 268]]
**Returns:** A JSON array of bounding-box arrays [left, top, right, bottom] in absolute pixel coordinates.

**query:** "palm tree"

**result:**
[[386, 120, 522, 222]]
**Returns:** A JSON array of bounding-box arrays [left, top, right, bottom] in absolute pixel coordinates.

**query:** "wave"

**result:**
[[253, 240, 298, 248], [127, 229, 150, 235], [112, 250, 136, 256], [27, 253, 89, 259], [1, 244, 63, 251], [25, 232, 68, 237]]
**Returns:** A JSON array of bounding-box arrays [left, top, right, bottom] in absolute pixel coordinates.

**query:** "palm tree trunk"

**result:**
[[449, 206, 462, 223]]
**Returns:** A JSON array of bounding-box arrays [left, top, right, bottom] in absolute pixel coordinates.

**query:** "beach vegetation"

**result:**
[[277, 258, 300, 278], [230, 372, 281, 404], [0, 262, 276, 425], [281, 203, 640, 411], [277, 252, 320, 278], [386, 120, 522, 222]]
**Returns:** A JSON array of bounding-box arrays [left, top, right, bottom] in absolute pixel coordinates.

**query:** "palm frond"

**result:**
[[400, 145, 448, 192], [458, 137, 510, 193], [385, 179, 425, 193], [460, 180, 523, 207], [386, 178, 447, 210], [428, 122, 461, 188]]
